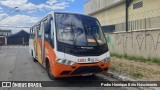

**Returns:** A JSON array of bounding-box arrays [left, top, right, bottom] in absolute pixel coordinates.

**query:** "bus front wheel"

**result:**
[[31, 50, 37, 62], [46, 61, 57, 80]]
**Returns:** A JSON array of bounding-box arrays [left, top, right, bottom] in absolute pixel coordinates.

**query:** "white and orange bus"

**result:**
[[29, 12, 110, 80]]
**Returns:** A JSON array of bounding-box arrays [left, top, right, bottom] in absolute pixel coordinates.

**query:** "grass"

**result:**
[[151, 57, 160, 64], [110, 63, 144, 79], [110, 53, 160, 65], [109, 66, 116, 71], [129, 72, 144, 79], [109, 55, 160, 80]]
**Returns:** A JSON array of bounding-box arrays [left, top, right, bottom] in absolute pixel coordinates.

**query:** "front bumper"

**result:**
[[50, 61, 110, 78]]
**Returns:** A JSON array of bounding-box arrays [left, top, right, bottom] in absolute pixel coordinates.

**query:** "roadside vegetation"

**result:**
[[110, 53, 160, 65], [109, 56, 160, 81]]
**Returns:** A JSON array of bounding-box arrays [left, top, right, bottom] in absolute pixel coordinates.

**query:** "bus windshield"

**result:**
[[55, 13, 106, 46]]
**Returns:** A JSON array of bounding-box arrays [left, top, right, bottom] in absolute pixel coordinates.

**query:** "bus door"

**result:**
[[37, 22, 45, 64], [41, 21, 45, 65], [34, 27, 38, 58], [42, 16, 54, 66]]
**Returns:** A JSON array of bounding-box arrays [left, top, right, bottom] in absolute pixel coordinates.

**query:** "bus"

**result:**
[[29, 12, 110, 80]]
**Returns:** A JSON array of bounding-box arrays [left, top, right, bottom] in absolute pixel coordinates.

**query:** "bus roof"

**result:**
[[31, 11, 97, 29], [49, 11, 92, 18]]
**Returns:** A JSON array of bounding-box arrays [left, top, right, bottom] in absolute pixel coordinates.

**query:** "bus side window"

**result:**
[[44, 16, 54, 48], [37, 24, 41, 38], [30, 28, 35, 39], [30, 28, 32, 39]]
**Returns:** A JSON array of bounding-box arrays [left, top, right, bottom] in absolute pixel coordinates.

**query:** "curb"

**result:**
[[107, 71, 159, 90]]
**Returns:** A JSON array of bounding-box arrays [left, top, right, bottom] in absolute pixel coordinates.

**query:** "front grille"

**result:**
[[103, 67, 108, 71], [61, 71, 71, 75], [71, 66, 103, 75]]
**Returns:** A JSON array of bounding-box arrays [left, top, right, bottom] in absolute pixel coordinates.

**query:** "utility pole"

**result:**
[[126, 0, 129, 32]]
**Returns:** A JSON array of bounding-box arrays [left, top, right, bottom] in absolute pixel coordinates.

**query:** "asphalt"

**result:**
[[0, 46, 140, 90]]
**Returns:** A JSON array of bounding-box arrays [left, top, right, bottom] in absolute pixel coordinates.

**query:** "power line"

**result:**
[[0, 25, 30, 28]]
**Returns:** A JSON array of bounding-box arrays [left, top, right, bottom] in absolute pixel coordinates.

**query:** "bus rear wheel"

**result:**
[[46, 61, 57, 80]]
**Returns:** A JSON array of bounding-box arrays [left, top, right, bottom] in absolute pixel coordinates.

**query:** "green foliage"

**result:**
[[105, 36, 111, 43], [110, 53, 160, 65], [150, 57, 160, 64]]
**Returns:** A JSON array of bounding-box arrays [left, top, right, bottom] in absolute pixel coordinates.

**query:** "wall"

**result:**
[[93, 2, 125, 26], [84, 0, 160, 59], [87, 0, 160, 32], [106, 29, 160, 58], [128, 0, 160, 20], [84, 0, 123, 15]]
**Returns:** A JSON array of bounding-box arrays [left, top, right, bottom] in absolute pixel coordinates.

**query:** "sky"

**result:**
[[0, 0, 88, 33]]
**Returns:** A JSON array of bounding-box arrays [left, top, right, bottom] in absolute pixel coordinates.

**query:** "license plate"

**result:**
[[82, 73, 92, 76]]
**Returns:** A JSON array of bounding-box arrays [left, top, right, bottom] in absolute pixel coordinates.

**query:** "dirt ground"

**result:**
[[109, 57, 160, 81]]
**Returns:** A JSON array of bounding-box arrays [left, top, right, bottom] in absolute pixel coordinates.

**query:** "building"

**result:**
[[0, 29, 12, 45], [7, 30, 29, 45], [0, 36, 5, 45], [84, 0, 160, 32], [0, 29, 12, 36], [84, 0, 160, 59]]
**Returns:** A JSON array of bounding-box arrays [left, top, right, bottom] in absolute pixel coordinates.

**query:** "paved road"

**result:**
[[0, 46, 139, 90]]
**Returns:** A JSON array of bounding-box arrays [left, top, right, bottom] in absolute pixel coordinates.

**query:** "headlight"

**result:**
[[101, 57, 110, 63], [56, 58, 76, 66]]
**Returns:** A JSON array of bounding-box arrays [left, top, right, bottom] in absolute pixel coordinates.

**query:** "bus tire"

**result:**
[[33, 58, 37, 62], [31, 50, 37, 62], [46, 61, 57, 80]]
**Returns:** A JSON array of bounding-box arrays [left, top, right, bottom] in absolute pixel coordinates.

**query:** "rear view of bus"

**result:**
[[30, 12, 110, 80]]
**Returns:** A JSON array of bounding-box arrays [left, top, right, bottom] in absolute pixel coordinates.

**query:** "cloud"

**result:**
[[0, 14, 39, 26], [0, 14, 6, 18], [0, 14, 40, 33], [0, 7, 2, 13], [0, 0, 38, 11], [0, 0, 75, 13], [49, 2, 69, 10], [0, 0, 27, 9], [68, 0, 75, 2], [0, 0, 76, 33], [46, 0, 57, 5]]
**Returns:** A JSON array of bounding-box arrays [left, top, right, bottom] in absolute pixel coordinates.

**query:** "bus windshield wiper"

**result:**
[[84, 25, 99, 46], [91, 34, 99, 46]]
